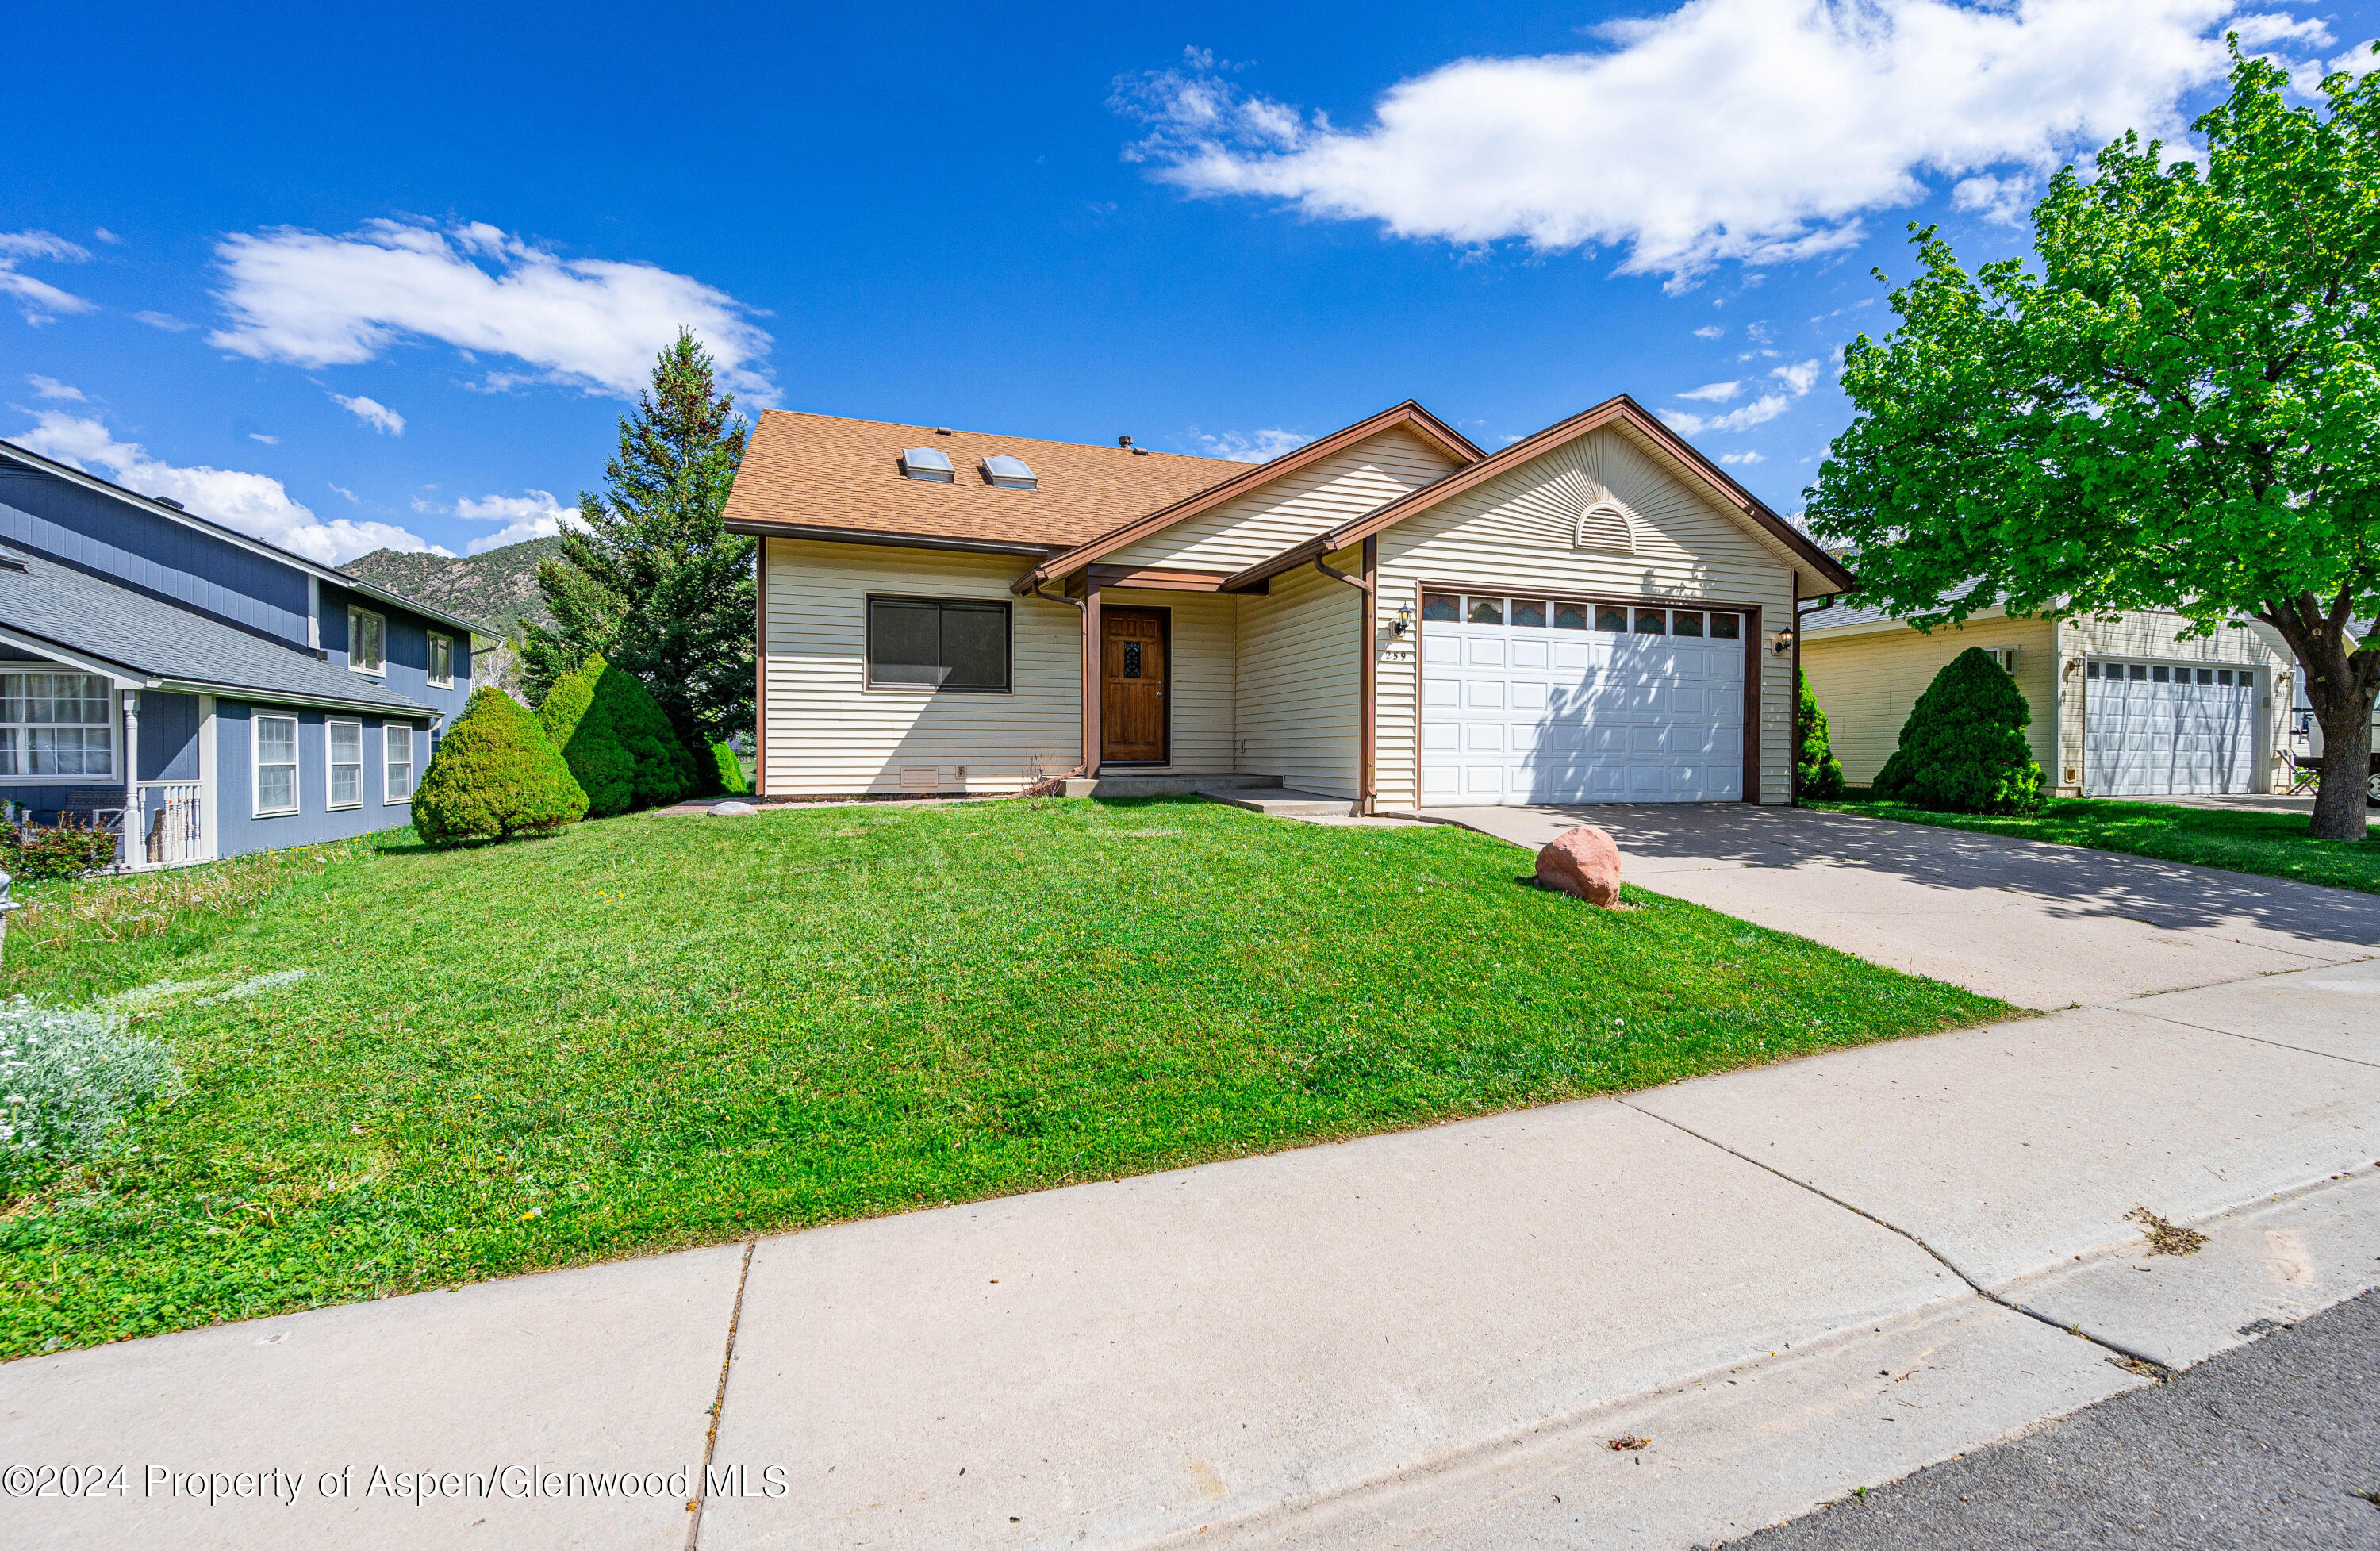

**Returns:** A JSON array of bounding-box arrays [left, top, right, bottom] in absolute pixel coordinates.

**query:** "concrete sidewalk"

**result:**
[[1423, 804, 2380, 1008], [9, 947, 2378, 1550]]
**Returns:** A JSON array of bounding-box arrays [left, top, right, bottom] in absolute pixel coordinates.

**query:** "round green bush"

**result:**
[[1797, 668, 1848, 800], [537, 662, 635, 817], [414, 687, 589, 843], [588, 658, 694, 808], [1873, 646, 2045, 814]]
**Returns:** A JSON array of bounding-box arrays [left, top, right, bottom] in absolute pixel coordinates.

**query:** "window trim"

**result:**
[[347, 605, 386, 678], [863, 594, 1015, 694], [384, 721, 416, 805], [0, 670, 118, 783], [252, 712, 301, 818], [325, 717, 363, 810], [426, 632, 454, 689]]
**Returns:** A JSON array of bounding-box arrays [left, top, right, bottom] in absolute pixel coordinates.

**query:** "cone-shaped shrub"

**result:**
[[414, 687, 589, 843], [708, 739, 749, 795], [536, 663, 635, 817], [1796, 669, 1848, 800], [587, 657, 695, 808], [1873, 647, 2045, 814]]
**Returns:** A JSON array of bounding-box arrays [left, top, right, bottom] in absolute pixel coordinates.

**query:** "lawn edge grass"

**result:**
[[1807, 797, 2380, 896]]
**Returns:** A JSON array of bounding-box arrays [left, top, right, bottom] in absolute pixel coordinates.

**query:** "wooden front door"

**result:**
[[1100, 608, 1168, 762]]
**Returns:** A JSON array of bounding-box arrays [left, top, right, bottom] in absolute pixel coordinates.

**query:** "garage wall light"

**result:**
[[1392, 604, 1415, 639], [1769, 628, 1794, 657]]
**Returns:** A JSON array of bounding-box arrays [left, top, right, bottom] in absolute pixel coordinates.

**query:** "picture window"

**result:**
[[0, 672, 113, 777], [866, 597, 1012, 692]]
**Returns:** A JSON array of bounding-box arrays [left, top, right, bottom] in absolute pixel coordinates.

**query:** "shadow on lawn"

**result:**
[[1467, 803, 2380, 950]]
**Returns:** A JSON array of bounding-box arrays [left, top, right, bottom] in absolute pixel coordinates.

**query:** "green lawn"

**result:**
[[0, 798, 2002, 1358], [1815, 796, 2380, 894]]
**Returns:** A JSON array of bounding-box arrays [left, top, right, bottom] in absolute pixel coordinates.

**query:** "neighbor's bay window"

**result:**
[[328, 720, 363, 809], [385, 724, 415, 802], [255, 715, 299, 816], [866, 597, 1011, 692], [427, 632, 454, 688], [0, 672, 114, 777]]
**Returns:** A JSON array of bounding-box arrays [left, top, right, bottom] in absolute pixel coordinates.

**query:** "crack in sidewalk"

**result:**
[[1613, 1097, 2178, 1376], [685, 1238, 758, 1551], [2099, 1000, 2380, 1069]]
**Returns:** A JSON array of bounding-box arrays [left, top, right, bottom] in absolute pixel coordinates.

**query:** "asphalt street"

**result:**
[[1722, 1290, 2380, 1550]]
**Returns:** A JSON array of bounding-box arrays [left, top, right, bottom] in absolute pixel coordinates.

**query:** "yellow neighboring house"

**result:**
[[1801, 593, 2293, 799]]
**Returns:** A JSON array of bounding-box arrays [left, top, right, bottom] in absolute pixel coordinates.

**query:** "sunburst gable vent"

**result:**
[[1574, 500, 1637, 554]]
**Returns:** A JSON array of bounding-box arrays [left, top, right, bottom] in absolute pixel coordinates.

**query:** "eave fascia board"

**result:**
[[148, 678, 444, 720], [727, 519, 1061, 559], [1015, 401, 1486, 591], [0, 624, 152, 687], [0, 440, 483, 639]]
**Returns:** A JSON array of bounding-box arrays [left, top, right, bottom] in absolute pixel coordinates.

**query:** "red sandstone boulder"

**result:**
[[1535, 825, 1622, 907]]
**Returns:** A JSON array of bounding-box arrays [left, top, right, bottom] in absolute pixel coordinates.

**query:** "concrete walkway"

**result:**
[[1424, 803, 2380, 1008], [8, 813, 2379, 1550]]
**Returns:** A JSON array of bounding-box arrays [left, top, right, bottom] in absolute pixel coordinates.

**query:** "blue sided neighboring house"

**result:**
[[0, 436, 482, 868]]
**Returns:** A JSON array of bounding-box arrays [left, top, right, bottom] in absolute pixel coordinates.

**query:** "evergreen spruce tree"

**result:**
[[588, 656, 696, 808], [1796, 669, 1848, 800], [536, 661, 635, 817], [414, 688, 589, 843], [1872, 647, 2046, 815], [524, 328, 754, 746]]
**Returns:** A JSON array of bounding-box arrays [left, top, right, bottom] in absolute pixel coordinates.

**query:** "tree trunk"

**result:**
[[2259, 600, 2377, 843]]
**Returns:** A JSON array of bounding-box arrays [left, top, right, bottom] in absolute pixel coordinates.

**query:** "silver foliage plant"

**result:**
[[0, 997, 182, 1161]]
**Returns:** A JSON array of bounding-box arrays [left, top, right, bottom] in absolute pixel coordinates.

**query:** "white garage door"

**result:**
[[1419, 592, 1745, 804], [2084, 658, 2259, 796]]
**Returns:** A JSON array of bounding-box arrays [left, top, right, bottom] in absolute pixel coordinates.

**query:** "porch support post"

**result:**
[[198, 694, 218, 862], [121, 689, 140, 870], [1081, 580, 1103, 778], [1312, 541, 1378, 816]]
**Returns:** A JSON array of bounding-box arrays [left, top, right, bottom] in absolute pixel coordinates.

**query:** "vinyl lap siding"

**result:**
[[762, 539, 1078, 796], [1097, 587, 1236, 772], [1108, 428, 1460, 573], [1374, 427, 1805, 809], [1801, 616, 2057, 787], [1237, 554, 1360, 797]]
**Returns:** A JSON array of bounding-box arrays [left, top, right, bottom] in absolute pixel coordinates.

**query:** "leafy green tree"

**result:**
[[1796, 669, 1848, 800], [1806, 48, 2380, 839], [414, 689, 588, 843], [1873, 648, 2046, 815], [536, 662, 635, 817], [525, 328, 755, 745]]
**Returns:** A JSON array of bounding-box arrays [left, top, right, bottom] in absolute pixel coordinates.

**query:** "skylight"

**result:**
[[983, 455, 1037, 490], [900, 447, 956, 482]]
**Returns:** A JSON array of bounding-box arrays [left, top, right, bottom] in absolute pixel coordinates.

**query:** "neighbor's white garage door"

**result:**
[[1420, 592, 1745, 804], [2084, 658, 2259, 796]]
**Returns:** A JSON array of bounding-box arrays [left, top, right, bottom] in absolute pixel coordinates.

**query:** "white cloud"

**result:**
[[208, 218, 776, 400], [1675, 379, 1742, 402], [25, 374, 86, 401], [1659, 394, 1791, 436], [455, 489, 584, 555], [331, 393, 405, 436], [1692, 324, 1725, 340], [1193, 428, 1311, 463], [0, 231, 97, 324], [1117, 2, 2245, 285], [1952, 172, 2037, 225], [94, 228, 125, 245], [10, 410, 440, 564], [249, 432, 279, 446], [328, 482, 356, 502], [1719, 450, 1766, 464], [2227, 12, 2329, 49], [1772, 358, 1821, 395], [131, 310, 194, 332]]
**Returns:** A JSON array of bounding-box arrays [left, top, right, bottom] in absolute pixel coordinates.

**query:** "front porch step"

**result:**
[[1061, 773, 1284, 800], [1196, 785, 1360, 818]]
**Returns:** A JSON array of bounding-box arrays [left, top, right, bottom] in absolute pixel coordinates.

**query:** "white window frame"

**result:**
[[252, 713, 300, 817], [0, 670, 117, 782], [426, 632, 454, 689], [384, 722, 416, 804], [326, 718, 363, 810], [347, 606, 386, 678]]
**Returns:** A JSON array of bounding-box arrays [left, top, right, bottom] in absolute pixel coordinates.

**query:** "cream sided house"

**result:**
[[1801, 592, 2294, 798], [724, 397, 1855, 813]]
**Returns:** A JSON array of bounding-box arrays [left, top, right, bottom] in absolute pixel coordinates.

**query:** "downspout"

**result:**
[[1312, 541, 1377, 816], [1026, 578, 1092, 783]]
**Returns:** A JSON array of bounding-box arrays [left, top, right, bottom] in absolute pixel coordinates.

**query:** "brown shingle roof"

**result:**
[[721, 411, 1233, 554]]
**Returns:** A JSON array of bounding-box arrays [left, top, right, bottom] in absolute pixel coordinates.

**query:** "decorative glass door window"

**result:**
[[255, 716, 299, 815], [328, 720, 363, 808], [1122, 641, 1143, 678], [385, 724, 415, 802], [0, 672, 113, 777]]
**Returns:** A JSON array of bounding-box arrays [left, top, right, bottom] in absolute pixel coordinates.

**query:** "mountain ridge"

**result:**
[[344, 536, 563, 639]]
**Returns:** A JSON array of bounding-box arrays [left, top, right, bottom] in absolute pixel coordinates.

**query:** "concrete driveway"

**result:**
[[1423, 804, 2380, 1008]]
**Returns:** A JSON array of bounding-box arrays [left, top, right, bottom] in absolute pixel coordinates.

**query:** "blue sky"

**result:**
[[6, 1, 2374, 563]]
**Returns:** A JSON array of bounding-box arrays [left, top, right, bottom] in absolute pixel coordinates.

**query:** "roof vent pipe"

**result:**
[[1116, 436, 1133, 449], [153, 496, 186, 510]]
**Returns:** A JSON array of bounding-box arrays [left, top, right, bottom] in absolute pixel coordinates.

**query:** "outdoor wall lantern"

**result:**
[[1392, 604, 1415, 639], [1769, 628, 1794, 657]]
